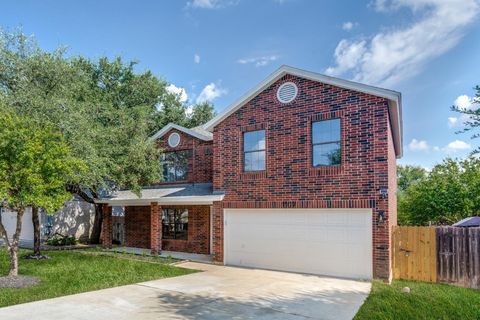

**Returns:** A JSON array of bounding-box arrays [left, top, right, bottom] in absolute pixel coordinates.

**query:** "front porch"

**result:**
[[96, 183, 223, 258]]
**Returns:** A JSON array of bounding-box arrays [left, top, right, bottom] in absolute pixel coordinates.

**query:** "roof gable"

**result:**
[[203, 65, 403, 158], [150, 123, 213, 142]]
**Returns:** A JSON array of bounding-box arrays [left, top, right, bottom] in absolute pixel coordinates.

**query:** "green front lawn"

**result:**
[[0, 249, 196, 308], [355, 280, 480, 320]]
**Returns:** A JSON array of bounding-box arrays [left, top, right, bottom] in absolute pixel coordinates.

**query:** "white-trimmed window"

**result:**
[[243, 130, 266, 172], [162, 208, 188, 240], [312, 119, 341, 166], [161, 150, 191, 181]]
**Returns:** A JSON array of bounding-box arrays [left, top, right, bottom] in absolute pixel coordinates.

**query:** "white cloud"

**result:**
[[449, 94, 479, 127], [448, 117, 458, 128], [342, 21, 356, 31], [194, 53, 201, 64], [325, 40, 366, 75], [454, 94, 474, 110], [326, 0, 479, 86], [187, 0, 238, 9], [166, 84, 188, 103], [443, 139, 471, 152], [237, 55, 279, 67], [407, 137, 472, 154], [185, 105, 194, 117], [196, 82, 227, 103], [408, 138, 430, 151]]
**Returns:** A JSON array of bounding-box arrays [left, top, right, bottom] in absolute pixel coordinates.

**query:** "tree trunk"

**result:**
[[90, 204, 104, 244], [8, 246, 18, 277], [32, 206, 41, 256], [8, 207, 24, 277]]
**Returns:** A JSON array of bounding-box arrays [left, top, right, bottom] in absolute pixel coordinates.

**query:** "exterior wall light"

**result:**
[[380, 188, 388, 199], [377, 210, 385, 224]]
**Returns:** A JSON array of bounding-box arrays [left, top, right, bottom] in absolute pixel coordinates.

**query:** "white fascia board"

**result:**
[[94, 195, 224, 207], [150, 123, 212, 142], [203, 65, 403, 158]]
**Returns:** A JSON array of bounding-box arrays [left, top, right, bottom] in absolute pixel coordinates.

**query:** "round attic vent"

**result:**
[[168, 132, 181, 148], [277, 82, 298, 104]]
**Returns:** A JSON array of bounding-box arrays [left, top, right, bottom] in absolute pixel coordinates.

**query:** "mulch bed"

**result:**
[[0, 275, 40, 288]]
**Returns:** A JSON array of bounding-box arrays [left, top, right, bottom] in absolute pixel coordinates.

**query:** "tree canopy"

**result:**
[[0, 28, 217, 243], [397, 165, 427, 192], [0, 108, 82, 275], [398, 158, 480, 226]]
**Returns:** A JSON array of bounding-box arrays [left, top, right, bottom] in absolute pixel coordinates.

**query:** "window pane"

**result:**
[[244, 130, 265, 152], [312, 119, 340, 144], [162, 209, 188, 240], [175, 209, 188, 240], [161, 150, 190, 182], [313, 142, 341, 166], [162, 209, 175, 239], [244, 152, 253, 172], [244, 150, 265, 171]]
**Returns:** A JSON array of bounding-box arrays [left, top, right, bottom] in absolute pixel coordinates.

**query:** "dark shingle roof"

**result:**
[[453, 216, 480, 227]]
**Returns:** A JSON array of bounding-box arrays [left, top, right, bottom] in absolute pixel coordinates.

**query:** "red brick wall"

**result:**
[[153, 128, 213, 184], [124, 205, 210, 254], [125, 206, 151, 249], [212, 74, 398, 279], [211, 201, 223, 262], [162, 205, 210, 254]]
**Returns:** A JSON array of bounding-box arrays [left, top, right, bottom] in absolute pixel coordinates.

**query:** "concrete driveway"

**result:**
[[0, 262, 371, 320]]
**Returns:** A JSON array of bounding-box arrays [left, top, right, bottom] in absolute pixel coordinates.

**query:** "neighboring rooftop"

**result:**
[[453, 216, 480, 227]]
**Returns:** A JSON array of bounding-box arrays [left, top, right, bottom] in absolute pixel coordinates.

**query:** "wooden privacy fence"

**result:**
[[392, 226, 480, 289]]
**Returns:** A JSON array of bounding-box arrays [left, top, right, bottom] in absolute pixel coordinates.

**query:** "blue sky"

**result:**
[[1, 0, 480, 168]]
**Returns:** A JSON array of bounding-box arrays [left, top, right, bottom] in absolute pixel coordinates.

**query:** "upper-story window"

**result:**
[[312, 118, 341, 166], [162, 150, 191, 182], [243, 130, 266, 172]]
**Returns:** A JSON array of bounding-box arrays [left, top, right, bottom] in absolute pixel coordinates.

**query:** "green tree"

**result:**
[[397, 165, 427, 192], [187, 101, 216, 128], [451, 85, 480, 153], [156, 92, 189, 128], [0, 29, 168, 244], [0, 110, 82, 276], [399, 158, 480, 226]]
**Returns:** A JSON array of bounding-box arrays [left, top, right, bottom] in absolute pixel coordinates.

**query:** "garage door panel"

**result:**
[[225, 209, 372, 279]]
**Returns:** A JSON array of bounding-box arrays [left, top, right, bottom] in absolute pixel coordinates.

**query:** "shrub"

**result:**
[[46, 234, 77, 246]]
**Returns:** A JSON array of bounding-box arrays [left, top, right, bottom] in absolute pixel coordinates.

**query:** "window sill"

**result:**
[[309, 165, 343, 176], [240, 171, 267, 180]]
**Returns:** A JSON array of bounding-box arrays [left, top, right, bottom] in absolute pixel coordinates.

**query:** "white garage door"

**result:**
[[224, 209, 372, 279]]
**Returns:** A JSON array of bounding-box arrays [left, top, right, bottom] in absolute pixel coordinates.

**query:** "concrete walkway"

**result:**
[[0, 262, 371, 320]]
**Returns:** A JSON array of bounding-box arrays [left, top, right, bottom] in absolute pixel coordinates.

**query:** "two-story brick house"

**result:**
[[97, 65, 402, 280]]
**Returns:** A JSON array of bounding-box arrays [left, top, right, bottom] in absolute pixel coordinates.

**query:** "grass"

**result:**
[[355, 279, 480, 320], [0, 249, 197, 308]]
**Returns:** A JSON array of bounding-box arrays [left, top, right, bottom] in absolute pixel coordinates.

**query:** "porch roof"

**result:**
[[95, 183, 224, 206]]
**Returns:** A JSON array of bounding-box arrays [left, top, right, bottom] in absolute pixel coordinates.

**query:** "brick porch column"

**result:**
[[150, 202, 161, 255], [211, 201, 224, 263], [102, 204, 112, 249]]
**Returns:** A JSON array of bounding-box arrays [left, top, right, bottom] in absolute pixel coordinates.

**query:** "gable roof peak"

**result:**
[[204, 65, 403, 158], [150, 122, 213, 142]]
